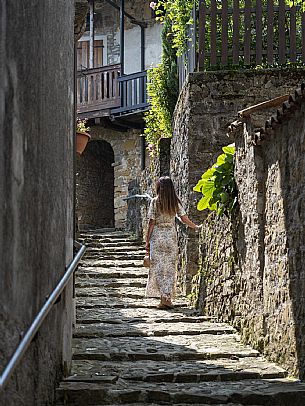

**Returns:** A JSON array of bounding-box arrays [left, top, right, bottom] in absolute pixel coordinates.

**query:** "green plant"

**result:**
[[152, 0, 195, 56], [76, 118, 90, 134], [144, 15, 178, 148], [194, 144, 237, 216]]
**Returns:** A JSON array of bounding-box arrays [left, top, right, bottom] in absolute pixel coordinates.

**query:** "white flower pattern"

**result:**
[[145, 197, 186, 301]]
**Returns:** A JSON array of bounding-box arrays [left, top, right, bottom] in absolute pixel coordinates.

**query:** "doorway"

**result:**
[[77, 140, 115, 229]]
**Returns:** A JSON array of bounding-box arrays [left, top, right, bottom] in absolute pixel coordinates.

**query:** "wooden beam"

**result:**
[[238, 94, 289, 118]]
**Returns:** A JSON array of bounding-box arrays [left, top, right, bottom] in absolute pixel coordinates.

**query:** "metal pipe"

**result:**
[[0, 241, 86, 391], [123, 193, 152, 201], [120, 0, 125, 75], [89, 0, 95, 68], [140, 26, 145, 71]]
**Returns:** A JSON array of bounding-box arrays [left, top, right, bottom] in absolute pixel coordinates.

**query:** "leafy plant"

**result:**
[[76, 118, 90, 134], [152, 0, 195, 56], [194, 144, 237, 216], [144, 15, 178, 149]]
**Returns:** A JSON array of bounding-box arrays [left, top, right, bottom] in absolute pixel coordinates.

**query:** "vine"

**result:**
[[151, 0, 195, 56], [144, 14, 178, 149]]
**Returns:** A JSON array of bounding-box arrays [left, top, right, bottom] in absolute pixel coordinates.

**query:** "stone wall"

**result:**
[[0, 1, 74, 404], [171, 69, 305, 294], [197, 85, 305, 378], [76, 125, 145, 231]]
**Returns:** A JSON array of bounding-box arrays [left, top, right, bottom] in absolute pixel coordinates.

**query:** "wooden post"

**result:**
[[89, 0, 95, 69]]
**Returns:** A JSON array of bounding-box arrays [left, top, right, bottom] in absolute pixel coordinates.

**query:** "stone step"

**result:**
[[80, 236, 140, 243], [74, 321, 236, 339], [70, 358, 287, 383], [79, 231, 133, 238], [94, 404, 247, 406], [57, 232, 300, 406], [76, 297, 188, 309], [75, 286, 146, 299], [75, 278, 147, 290], [79, 259, 144, 268], [76, 307, 215, 325], [56, 378, 305, 405], [91, 242, 144, 248], [85, 247, 145, 254], [83, 253, 144, 261], [72, 334, 259, 362], [76, 267, 148, 279]]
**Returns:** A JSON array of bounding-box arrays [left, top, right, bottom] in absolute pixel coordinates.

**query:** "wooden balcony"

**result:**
[[77, 64, 121, 119], [77, 65, 149, 121]]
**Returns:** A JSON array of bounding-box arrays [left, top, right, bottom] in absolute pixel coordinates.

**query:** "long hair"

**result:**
[[156, 176, 181, 215]]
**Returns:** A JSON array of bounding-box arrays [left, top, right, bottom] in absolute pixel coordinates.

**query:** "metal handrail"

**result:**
[[123, 193, 152, 201], [0, 240, 86, 391]]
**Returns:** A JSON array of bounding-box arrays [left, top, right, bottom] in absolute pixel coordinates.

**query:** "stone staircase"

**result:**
[[56, 230, 305, 405]]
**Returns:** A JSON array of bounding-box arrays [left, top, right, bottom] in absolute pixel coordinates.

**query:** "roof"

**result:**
[[228, 82, 305, 144]]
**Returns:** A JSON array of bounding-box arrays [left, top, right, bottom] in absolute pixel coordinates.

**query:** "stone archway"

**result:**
[[77, 140, 115, 229]]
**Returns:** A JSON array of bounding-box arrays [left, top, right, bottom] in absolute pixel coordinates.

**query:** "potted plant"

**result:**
[[76, 118, 90, 155]]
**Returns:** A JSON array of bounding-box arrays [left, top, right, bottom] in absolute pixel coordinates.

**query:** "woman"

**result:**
[[145, 176, 201, 309]]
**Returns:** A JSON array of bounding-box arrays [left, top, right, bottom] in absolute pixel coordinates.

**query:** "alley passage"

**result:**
[[56, 231, 305, 405]]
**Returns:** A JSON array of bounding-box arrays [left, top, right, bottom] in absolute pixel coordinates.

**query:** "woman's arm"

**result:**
[[180, 215, 200, 230], [145, 219, 155, 253]]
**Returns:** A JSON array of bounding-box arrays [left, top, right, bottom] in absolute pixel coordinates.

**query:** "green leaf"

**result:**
[[201, 180, 216, 198], [215, 163, 231, 173], [220, 192, 229, 203], [224, 154, 233, 164], [208, 200, 218, 211], [222, 144, 235, 155], [193, 179, 205, 192], [197, 195, 210, 211], [216, 153, 226, 166], [201, 167, 215, 180]]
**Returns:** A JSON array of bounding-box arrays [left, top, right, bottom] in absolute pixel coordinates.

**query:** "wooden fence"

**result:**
[[77, 64, 121, 117], [198, 0, 305, 69]]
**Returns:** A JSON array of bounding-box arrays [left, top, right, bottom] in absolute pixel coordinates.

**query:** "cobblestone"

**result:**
[[56, 231, 305, 405]]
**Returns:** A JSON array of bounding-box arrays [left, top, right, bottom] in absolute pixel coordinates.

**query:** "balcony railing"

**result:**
[[77, 64, 121, 118], [112, 70, 149, 116], [76, 65, 149, 118]]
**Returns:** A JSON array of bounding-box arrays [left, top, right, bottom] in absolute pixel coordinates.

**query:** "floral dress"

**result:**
[[145, 197, 186, 300]]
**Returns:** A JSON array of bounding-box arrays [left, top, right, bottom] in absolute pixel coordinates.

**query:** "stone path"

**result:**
[[56, 231, 305, 405]]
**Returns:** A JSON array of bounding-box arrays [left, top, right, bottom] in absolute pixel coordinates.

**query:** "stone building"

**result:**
[[0, 0, 77, 404], [76, 0, 162, 231]]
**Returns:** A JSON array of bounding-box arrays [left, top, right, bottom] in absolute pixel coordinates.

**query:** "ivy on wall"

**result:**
[[144, 12, 179, 149]]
